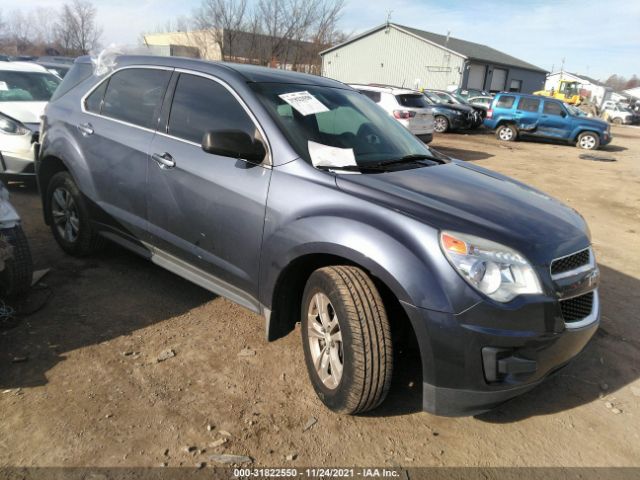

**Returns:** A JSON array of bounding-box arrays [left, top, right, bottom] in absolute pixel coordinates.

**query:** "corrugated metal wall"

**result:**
[[321, 27, 465, 90]]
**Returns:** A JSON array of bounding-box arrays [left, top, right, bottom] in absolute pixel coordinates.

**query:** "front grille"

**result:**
[[551, 248, 590, 276], [560, 292, 594, 322]]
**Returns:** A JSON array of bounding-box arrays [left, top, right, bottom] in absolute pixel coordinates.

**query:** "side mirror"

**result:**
[[202, 130, 266, 163]]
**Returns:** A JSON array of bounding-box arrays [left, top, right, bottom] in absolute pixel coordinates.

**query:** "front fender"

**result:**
[[259, 164, 480, 315]]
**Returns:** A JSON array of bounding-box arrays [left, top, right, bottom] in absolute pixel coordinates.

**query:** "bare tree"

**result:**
[[55, 0, 102, 55], [6, 10, 34, 53], [193, 0, 247, 61]]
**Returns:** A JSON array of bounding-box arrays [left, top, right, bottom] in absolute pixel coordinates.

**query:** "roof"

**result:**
[[0, 61, 51, 73], [350, 83, 419, 95], [321, 23, 547, 73], [92, 55, 346, 88], [548, 71, 606, 87]]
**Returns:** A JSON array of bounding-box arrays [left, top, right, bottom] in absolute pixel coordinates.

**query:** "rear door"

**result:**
[[80, 67, 172, 241], [145, 72, 271, 309], [514, 96, 541, 132], [538, 100, 571, 139]]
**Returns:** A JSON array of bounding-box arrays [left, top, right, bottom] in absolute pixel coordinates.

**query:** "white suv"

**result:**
[[0, 62, 61, 176], [350, 84, 434, 143]]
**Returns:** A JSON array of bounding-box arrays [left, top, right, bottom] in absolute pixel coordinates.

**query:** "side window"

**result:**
[[358, 90, 381, 103], [101, 68, 171, 129], [518, 97, 540, 113], [168, 73, 257, 144], [495, 95, 516, 109], [543, 101, 564, 116], [85, 80, 107, 114]]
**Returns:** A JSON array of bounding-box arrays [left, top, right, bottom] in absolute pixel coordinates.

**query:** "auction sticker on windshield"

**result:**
[[279, 91, 329, 116]]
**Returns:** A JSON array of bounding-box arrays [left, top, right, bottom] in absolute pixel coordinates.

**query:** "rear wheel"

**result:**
[[0, 225, 33, 297], [496, 124, 517, 142], [47, 171, 104, 256], [301, 266, 393, 414], [577, 131, 600, 150], [433, 116, 449, 133]]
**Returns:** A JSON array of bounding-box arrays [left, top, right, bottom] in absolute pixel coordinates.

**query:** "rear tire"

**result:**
[[0, 225, 33, 297], [577, 131, 600, 150], [301, 266, 393, 415], [496, 124, 517, 142], [47, 171, 105, 256]]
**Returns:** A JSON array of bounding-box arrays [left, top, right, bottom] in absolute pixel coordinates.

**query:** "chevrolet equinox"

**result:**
[[37, 56, 600, 416]]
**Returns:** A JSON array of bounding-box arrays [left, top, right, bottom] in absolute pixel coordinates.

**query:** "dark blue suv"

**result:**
[[484, 93, 611, 150]]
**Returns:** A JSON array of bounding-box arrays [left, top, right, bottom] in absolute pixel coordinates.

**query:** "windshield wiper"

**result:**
[[371, 153, 445, 167]]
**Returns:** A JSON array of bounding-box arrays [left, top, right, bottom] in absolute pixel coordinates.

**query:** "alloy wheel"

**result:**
[[307, 292, 344, 389], [434, 117, 448, 133], [579, 135, 597, 149], [51, 187, 80, 243], [499, 127, 514, 140]]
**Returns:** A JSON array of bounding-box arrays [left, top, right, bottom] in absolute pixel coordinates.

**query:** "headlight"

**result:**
[[0, 113, 30, 135], [440, 231, 542, 302]]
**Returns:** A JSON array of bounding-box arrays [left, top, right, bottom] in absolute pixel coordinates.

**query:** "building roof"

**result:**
[[548, 71, 606, 87], [321, 23, 547, 73]]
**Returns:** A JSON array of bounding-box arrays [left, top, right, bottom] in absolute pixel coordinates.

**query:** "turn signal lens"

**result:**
[[441, 233, 467, 255]]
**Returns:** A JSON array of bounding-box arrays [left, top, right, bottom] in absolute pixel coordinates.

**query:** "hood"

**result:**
[[0, 101, 47, 125], [576, 115, 608, 129], [336, 160, 589, 263]]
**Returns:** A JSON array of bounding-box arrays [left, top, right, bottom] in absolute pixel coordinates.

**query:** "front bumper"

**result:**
[[402, 287, 600, 416], [0, 132, 38, 175]]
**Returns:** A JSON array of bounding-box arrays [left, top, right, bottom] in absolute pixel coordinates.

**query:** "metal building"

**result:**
[[321, 23, 547, 93]]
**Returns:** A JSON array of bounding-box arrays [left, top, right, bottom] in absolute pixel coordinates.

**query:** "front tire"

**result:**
[[577, 131, 600, 150], [612, 117, 622, 125], [301, 266, 393, 415], [496, 124, 517, 142], [47, 171, 104, 256], [0, 225, 33, 297]]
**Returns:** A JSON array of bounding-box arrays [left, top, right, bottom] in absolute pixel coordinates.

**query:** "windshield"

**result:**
[[424, 91, 444, 104], [251, 83, 434, 166], [566, 104, 585, 116], [0, 70, 61, 102]]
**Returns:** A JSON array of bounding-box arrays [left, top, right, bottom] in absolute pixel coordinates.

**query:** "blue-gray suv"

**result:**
[[484, 93, 612, 150], [37, 56, 600, 416]]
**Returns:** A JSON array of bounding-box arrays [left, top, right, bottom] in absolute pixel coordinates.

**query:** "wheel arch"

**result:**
[[572, 128, 602, 142], [37, 155, 71, 226]]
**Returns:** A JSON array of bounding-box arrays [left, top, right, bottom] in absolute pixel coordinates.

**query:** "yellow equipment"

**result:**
[[534, 79, 582, 105]]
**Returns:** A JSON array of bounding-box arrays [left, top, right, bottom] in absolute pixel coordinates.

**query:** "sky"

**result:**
[[7, 0, 640, 80]]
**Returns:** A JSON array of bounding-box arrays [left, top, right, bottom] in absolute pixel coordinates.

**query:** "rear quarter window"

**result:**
[[495, 95, 516, 109], [358, 90, 381, 103]]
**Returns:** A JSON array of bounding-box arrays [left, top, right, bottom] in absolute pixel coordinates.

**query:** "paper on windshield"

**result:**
[[0, 82, 7, 91], [308, 141, 357, 169], [279, 91, 329, 116]]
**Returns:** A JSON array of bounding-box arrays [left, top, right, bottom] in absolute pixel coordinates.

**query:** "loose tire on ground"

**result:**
[[496, 124, 517, 142], [301, 265, 393, 415], [577, 131, 600, 150], [47, 171, 105, 256], [0, 225, 33, 297]]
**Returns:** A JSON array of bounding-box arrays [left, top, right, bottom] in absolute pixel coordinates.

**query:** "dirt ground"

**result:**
[[1, 125, 639, 468]]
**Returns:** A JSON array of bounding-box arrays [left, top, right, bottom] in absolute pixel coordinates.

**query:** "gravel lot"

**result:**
[[1, 126, 639, 468]]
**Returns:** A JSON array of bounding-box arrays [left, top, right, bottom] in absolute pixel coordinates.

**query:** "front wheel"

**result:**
[[301, 266, 393, 415], [47, 171, 105, 256], [577, 131, 600, 150], [612, 117, 623, 125]]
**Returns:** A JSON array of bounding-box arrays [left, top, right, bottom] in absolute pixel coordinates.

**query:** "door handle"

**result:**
[[152, 152, 176, 169], [77, 123, 94, 136]]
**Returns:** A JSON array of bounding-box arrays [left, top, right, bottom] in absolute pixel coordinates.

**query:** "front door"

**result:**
[[537, 100, 571, 139], [146, 72, 271, 309]]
